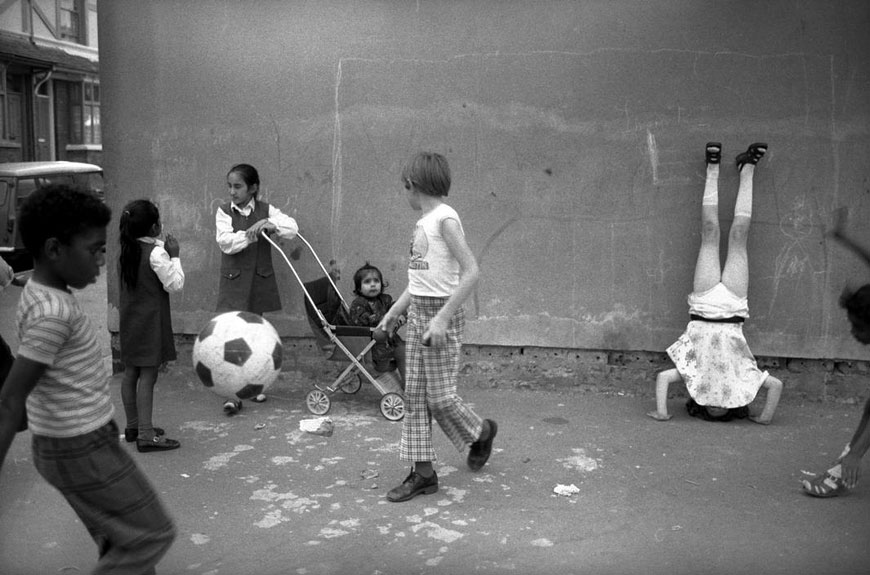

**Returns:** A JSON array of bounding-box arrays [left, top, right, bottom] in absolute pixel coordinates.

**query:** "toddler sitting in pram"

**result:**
[[348, 262, 406, 379]]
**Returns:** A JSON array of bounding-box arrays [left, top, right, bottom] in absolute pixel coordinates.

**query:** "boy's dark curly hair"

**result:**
[[841, 284, 870, 325], [19, 184, 112, 257]]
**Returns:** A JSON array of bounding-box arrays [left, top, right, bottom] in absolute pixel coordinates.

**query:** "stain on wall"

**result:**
[[100, 0, 870, 360]]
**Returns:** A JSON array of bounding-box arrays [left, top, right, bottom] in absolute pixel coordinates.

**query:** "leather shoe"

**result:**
[[124, 427, 165, 442], [137, 435, 180, 453], [467, 419, 498, 471], [387, 469, 438, 502]]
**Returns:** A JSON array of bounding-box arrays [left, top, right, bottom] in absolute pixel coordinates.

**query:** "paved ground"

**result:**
[[1, 277, 869, 575]]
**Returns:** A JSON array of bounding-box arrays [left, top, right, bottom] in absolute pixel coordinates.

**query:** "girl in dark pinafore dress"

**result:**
[[119, 200, 184, 452], [214, 163, 298, 414]]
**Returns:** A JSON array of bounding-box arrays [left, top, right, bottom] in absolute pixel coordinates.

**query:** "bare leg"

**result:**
[[136, 366, 159, 441], [750, 374, 782, 424], [121, 365, 141, 431], [693, 150, 723, 294], [647, 368, 682, 421]]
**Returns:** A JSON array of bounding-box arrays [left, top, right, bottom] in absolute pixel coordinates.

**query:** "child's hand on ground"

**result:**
[[645, 410, 673, 421], [841, 452, 862, 489]]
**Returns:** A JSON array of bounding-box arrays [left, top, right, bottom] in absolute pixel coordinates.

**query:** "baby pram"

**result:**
[[262, 232, 405, 421]]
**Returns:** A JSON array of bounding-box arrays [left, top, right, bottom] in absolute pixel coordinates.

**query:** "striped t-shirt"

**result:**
[[17, 280, 113, 437]]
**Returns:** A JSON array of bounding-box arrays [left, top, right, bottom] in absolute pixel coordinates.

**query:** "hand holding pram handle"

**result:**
[[245, 221, 276, 243]]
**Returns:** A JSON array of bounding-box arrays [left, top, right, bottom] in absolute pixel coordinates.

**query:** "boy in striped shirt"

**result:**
[[0, 185, 175, 574]]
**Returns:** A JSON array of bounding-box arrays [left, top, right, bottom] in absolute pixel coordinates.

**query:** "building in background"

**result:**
[[0, 0, 100, 164]]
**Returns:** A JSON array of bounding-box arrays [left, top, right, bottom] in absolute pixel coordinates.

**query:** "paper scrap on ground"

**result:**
[[300, 417, 334, 437], [553, 483, 580, 496]]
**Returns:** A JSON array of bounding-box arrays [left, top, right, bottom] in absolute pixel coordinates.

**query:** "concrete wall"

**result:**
[[99, 0, 870, 361]]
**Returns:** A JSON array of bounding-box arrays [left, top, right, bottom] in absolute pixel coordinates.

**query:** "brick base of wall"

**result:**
[[112, 335, 868, 405]]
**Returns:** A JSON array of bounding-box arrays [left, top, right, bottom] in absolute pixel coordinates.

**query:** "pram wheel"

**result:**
[[339, 374, 363, 394], [379, 392, 405, 421], [306, 389, 331, 415]]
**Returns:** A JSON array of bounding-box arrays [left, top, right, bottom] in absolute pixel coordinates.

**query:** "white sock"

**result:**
[[734, 165, 754, 217], [837, 443, 851, 461], [702, 165, 719, 206]]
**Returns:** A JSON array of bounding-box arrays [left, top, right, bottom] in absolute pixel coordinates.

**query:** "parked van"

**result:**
[[0, 161, 104, 272]]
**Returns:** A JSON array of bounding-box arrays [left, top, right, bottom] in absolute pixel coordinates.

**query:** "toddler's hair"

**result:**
[[401, 152, 451, 197], [119, 199, 161, 289], [353, 261, 388, 296], [228, 163, 260, 197], [841, 284, 870, 328], [18, 184, 111, 258]]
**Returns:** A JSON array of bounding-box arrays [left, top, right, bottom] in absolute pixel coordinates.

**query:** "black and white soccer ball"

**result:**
[[193, 311, 283, 399]]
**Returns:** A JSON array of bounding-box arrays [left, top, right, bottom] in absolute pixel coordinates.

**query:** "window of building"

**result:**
[[83, 79, 100, 145], [1, 73, 23, 143], [56, 78, 100, 148], [58, 0, 84, 44]]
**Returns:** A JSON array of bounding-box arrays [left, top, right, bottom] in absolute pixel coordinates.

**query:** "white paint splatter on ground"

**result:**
[[269, 455, 297, 465], [255, 509, 287, 529], [179, 420, 232, 434], [531, 538, 554, 547], [203, 444, 254, 470], [319, 527, 350, 538], [557, 448, 599, 472], [437, 465, 458, 477], [444, 487, 466, 502], [410, 521, 464, 543], [368, 441, 400, 453]]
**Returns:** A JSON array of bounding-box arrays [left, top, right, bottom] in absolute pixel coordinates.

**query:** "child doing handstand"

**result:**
[[802, 208, 870, 497], [348, 262, 406, 378], [378, 151, 497, 503], [647, 142, 783, 424]]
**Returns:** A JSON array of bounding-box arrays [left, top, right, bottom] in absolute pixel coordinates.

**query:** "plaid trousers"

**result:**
[[32, 420, 176, 575], [399, 296, 484, 462]]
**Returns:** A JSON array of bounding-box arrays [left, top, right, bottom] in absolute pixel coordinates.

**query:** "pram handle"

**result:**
[[260, 230, 350, 326]]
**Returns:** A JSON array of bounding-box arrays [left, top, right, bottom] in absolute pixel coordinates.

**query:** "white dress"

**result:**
[[667, 283, 768, 408]]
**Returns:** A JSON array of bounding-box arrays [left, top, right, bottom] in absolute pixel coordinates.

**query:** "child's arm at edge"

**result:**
[[0, 357, 45, 471]]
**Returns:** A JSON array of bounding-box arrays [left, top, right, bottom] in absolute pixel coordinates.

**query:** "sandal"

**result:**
[[736, 142, 768, 172], [705, 142, 722, 165], [802, 469, 847, 498]]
